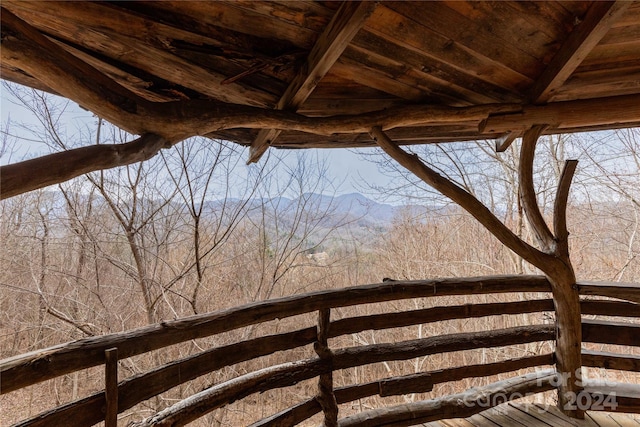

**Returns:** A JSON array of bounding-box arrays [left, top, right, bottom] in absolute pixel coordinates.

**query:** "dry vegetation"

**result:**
[[1, 90, 639, 425]]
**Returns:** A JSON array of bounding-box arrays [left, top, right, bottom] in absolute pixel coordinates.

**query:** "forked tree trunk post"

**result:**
[[370, 126, 584, 418]]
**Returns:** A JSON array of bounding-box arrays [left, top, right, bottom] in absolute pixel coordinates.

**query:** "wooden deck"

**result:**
[[423, 403, 640, 427]]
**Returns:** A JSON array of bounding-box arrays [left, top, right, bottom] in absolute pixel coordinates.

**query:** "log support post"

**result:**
[[315, 308, 338, 427], [104, 347, 119, 427], [371, 125, 584, 418], [520, 127, 582, 418]]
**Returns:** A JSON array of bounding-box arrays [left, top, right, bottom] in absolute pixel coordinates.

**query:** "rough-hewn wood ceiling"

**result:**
[[2, 1, 640, 161]]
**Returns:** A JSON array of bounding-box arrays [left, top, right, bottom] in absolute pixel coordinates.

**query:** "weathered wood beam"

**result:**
[[337, 370, 557, 427], [330, 325, 553, 370], [480, 94, 640, 135], [0, 134, 168, 200], [0, 64, 59, 96], [3, 5, 639, 138], [330, 299, 555, 336], [581, 300, 640, 317], [528, 1, 631, 103], [247, 1, 377, 163], [379, 373, 433, 397], [3, 1, 278, 107]]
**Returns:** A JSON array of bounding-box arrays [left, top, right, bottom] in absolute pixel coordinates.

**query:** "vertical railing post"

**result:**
[[315, 308, 338, 427], [105, 347, 118, 427]]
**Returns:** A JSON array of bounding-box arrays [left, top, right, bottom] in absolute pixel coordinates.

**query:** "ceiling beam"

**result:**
[[480, 94, 640, 135], [528, 1, 630, 104], [247, 1, 378, 164]]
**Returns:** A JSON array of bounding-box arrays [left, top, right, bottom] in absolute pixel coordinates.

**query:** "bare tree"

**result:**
[[158, 137, 267, 315]]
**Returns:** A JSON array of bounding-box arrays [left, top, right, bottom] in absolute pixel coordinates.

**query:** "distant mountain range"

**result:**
[[206, 192, 441, 232]]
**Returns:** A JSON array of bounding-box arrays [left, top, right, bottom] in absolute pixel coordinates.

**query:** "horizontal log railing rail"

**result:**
[[1, 275, 638, 427]]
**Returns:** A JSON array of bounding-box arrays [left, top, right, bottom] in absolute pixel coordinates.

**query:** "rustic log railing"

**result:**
[[1, 275, 639, 426]]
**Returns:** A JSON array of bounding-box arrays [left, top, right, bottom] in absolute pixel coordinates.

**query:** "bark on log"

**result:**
[[0, 134, 168, 200]]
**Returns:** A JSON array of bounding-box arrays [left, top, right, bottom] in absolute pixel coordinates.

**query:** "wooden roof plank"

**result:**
[[341, 46, 481, 106], [365, 5, 535, 94], [330, 58, 429, 101], [248, 1, 378, 163], [351, 30, 523, 103], [528, 1, 631, 103], [389, 1, 545, 78], [581, 40, 640, 69]]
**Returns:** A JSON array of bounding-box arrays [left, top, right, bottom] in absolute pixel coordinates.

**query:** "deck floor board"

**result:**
[[419, 402, 639, 426]]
